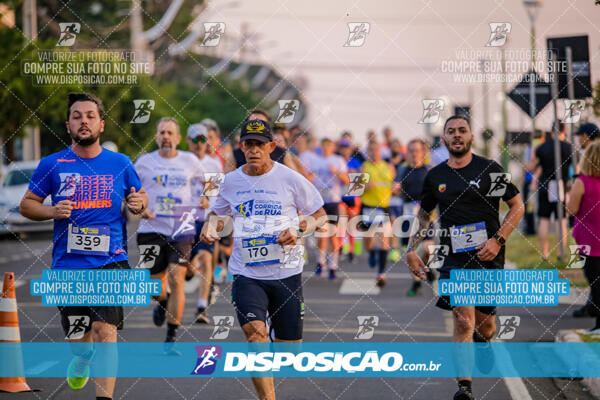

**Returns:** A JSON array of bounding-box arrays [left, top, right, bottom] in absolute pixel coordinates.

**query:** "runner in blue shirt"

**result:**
[[20, 93, 148, 399]]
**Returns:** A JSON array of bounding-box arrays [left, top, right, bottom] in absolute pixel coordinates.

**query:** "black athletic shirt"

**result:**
[[233, 146, 287, 168], [420, 154, 519, 271], [534, 136, 572, 191]]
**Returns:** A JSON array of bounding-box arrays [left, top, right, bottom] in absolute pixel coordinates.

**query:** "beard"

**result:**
[[446, 139, 472, 157], [70, 127, 100, 147]]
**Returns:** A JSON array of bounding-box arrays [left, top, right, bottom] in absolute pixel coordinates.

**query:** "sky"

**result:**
[[214, 0, 600, 147]]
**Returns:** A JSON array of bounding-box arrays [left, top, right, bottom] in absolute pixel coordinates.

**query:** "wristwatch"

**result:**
[[492, 233, 506, 246]]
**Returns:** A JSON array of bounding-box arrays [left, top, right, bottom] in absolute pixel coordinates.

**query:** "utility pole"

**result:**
[[22, 0, 40, 162]]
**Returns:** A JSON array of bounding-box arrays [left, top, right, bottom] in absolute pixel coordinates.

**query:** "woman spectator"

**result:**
[[568, 141, 600, 333]]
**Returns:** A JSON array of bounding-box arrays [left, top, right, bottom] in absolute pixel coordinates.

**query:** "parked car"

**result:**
[[0, 160, 53, 233]]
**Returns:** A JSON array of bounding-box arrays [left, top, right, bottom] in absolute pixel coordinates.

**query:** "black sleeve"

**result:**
[[420, 171, 437, 213], [492, 162, 519, 202]]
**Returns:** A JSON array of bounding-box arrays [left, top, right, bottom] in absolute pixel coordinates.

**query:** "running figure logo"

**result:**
[[354, 315, 379, 340], [172, 208, 198, 239], [210, 316, 234, 340], [427, 245, 449, 270], [57, 23, 80, 47], [486, 173, 512, 197], [566, 245, 591, 269], [419, 99, 445, 124], [130, 100, 155, 124], [562, 100, 585, 123], [346, 173, 370, 196], [496, 316, 520, 339], [57, 173, 81, 197], [275, 100, 300, 124], [200, 23, 226, 47], [191, 345, 222, 375], [485, 22, 511, 47], [136, 245, 160, 268], [65, 315, 90, 340], [344, 22, 370, 47], [202, 173, 225, 197]]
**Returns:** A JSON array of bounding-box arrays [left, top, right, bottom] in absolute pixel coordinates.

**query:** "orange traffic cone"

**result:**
[[0, 272, 32, 392]]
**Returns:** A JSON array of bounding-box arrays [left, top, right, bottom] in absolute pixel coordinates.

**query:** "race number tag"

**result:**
[[450, 222, 487, 253], [241, 235, 283, 267], [155, 195, 182, 217], [67, 224, 110, 256]]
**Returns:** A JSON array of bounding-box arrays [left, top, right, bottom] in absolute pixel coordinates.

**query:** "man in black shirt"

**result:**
[[405, 115, 524, 400], [527, 123, 572, 260]]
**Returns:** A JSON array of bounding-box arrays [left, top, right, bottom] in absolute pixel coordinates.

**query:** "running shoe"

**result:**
[[314, 264, 323, 276], [195, 309, 210, 324], [153, 303, 166, 327], [164, 337, 182, 356], [67, 353, 93, 390], [376, 274, 386, 287], [328, 269, 337, 280], [453, 385, 474, 400], [388, 249, 401, 262], [346, 252, 354, 263]]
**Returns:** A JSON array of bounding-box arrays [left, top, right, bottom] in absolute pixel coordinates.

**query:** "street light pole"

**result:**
[[524, 0, 542, 142]]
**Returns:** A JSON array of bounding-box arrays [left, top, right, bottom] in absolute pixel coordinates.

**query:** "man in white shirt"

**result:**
[[135, 117, 204, 354], [200, 119, 325, 400]]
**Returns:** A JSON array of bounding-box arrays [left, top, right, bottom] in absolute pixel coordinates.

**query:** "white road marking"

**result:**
[[495, 339, 533, 400], [338, 279, 381, 295], [14, 280, 26, 288]]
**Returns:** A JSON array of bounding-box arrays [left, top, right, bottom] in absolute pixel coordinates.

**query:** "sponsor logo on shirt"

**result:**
[[438, 184, 446, 193]]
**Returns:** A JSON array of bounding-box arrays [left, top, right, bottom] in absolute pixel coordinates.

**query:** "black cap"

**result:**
[[240, 119, 273, 143], [576, 122, 599, 140]]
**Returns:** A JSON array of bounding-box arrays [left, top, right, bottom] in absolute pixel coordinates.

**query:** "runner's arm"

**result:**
[[19, 190, 64, 221], [497, 193, 524, 241], [405, 207, 432, 255]]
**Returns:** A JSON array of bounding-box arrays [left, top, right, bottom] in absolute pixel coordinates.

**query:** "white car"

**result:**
[[0, 161, 53, 233]]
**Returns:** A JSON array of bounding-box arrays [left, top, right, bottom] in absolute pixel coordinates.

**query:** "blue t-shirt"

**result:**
[[28, 147, 142, 269]]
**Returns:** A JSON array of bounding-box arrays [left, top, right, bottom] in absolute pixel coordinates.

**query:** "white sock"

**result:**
[[329, 251, 339, 271], [197, 299, 208, 309], [319, 249, 327, 267]]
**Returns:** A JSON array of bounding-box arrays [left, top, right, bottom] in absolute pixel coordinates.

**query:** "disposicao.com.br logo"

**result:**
[[221, 351, 441, 374]]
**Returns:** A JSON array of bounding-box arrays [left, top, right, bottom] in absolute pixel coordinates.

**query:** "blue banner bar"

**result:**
[[1, 342, 599, 378]]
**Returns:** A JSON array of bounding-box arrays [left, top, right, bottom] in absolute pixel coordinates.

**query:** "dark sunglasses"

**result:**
[[191, 135, 207, 144]]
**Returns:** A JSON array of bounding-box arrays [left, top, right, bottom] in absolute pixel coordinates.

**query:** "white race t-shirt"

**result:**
[[209, 162, 324, 280], [193, 154, 224, 221], [135, 150, 204, 236], [311, 154, 347, 203], [298, 150, 320, 172]]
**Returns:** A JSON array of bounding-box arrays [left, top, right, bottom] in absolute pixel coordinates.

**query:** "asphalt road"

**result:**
[[0, 225, 596, 400]]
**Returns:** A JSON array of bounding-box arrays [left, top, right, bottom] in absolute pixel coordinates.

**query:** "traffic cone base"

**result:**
[[0, 272, 33, 392]]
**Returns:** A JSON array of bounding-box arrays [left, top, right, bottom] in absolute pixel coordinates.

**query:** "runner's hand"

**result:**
[[406, 251, 428, 280], [52, 200, 73, 219], [199, 219, 220, 244], [277, 227, 298, 246], [476, 238, 500, 261], [126, 187, 144, 213]]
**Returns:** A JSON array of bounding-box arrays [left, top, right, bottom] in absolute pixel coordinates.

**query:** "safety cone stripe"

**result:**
[[0, 298, 17, 312], [0, 326, 21, 341]]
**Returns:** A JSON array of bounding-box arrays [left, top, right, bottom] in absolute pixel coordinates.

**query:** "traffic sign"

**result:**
[[547, 35, 592, 99], [507, 70, 551, 117]]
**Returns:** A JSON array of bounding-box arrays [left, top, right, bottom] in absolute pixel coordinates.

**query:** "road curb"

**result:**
[[556, 329, 600, 399]]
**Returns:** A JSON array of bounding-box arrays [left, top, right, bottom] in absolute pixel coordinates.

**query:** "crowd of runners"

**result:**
[[18, 92, 600, 400]]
